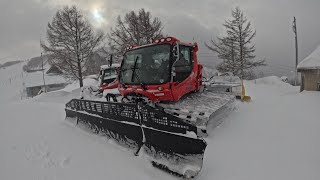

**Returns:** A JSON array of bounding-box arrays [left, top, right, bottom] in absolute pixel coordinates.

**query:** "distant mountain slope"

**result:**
[[0, 60, 23, 69]]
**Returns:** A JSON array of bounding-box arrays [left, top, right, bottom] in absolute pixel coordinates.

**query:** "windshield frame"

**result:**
[[102, 68, 117, 79], [119, 44, 173, 85], [99, 67, 118, 86]]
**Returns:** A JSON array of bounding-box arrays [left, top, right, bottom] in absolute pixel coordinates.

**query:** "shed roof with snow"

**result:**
[[297, 45, 320, 71], [24, 71, 68, 88], [24, 57, 68, 88]]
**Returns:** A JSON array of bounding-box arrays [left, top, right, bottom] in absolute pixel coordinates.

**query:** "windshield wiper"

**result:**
[[129, 56, 146, 90], [131, 55, 139, 82], [134, 70, 147, 90]]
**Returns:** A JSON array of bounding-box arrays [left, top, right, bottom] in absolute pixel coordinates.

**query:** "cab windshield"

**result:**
[[102, 68, 117, 80], [100, 68, 117, 85], [120, 44, 171, 84]]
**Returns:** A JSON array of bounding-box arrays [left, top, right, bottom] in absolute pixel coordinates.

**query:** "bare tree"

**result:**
[[83, 49, 108, 75], [41, 6, 104, 87], [207, 36, 239, 75], [206, 7, 265, 79], [108, 8, 163, 54]]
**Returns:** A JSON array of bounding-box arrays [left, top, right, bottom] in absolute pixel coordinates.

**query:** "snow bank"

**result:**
[[248, 76, 292, 89], [33, 78, 100, 103], [211, 75, 241, 84], [202, 66, 218, 79], [63, 78, 99, 92], [243, 76, 297, 101], [251, 76, 289, 86]]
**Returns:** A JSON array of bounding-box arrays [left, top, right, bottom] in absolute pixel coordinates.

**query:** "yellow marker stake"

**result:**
[[241, 80, 251, 102]]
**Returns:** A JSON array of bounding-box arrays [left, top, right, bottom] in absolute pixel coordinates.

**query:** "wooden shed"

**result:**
[[297, 46, 320, 91], [24, 61, 68, 97]]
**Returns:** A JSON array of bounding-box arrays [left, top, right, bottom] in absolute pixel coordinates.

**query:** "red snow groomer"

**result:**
[[65, 37, 235, 178], [118, 37, 203, 102]]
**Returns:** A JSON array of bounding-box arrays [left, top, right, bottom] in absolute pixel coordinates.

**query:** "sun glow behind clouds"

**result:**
[[90, 7, 107, 27], [93, 9, 102, 19]]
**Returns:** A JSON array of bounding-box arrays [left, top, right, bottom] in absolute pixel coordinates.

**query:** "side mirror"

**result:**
[[172, 44, 179, 59], [172, 66, 176, 73]]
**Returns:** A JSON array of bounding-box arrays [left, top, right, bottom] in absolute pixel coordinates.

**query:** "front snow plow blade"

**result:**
[[65, 99, 207, 178]]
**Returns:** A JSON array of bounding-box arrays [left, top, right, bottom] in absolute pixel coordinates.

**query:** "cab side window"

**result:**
[[174, 46, 193, 82], [181, 47, 191, 64]]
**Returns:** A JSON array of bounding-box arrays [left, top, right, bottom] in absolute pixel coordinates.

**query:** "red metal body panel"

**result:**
[[99, 79, 119, 91], [118, 37, 203, 102]]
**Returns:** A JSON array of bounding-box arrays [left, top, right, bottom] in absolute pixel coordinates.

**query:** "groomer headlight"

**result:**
[[158, 86, 164, 91]]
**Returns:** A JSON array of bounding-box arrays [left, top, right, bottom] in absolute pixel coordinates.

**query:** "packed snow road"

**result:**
[[202, 77, 320, 180], [0, 64, 319, 180], [0, 102, 176, 180]]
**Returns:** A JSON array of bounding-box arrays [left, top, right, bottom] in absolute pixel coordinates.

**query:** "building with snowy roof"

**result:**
[[23, 56, 69, 97], [297, 45, 320, 91]]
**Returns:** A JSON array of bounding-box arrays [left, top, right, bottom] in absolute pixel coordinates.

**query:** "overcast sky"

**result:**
[[1, 0, 320, 77]]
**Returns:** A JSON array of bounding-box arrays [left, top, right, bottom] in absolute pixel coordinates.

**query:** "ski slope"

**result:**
[[0, 63, 320, 180]]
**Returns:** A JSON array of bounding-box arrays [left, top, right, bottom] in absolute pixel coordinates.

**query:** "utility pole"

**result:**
[[292, 16, 299, 86], [40, 37, 47, 93], [41, 52, 47, 93]]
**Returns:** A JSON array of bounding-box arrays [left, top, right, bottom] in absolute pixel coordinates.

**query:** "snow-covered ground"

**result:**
[[0, 61, 25, 102], [1, 64, 319, 180], [203, 77, 320, 180]]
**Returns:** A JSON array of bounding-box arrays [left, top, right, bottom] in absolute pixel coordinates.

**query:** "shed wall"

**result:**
[[301, 69, 320, 91]]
